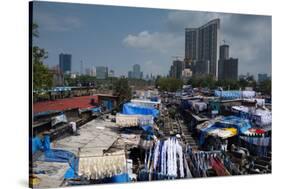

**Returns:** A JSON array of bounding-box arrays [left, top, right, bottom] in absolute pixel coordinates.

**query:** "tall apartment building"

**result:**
[[185, 19, 220, 78], [59, 53, 72, 74]]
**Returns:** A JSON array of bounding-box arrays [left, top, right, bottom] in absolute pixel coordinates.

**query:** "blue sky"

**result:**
[[33, 1, 272, 78]]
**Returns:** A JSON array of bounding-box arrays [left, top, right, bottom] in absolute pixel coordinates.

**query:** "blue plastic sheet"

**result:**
[[92, 107, 101, 113], [35, 134, 79, 179], [199, 116, 252, 145], [122, 103, 159, 118], [32, 137, 43, 154], [214, 90, 241, 100], [102, 173, 130, 183]]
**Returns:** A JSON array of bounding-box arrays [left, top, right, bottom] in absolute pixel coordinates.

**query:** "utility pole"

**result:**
[[80, 60, 83, 76]]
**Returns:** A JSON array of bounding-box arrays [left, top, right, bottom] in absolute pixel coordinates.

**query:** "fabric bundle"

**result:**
[[194, 102, 207, 112], [78, 152, 126, 180], [51, 114, 68, 127]]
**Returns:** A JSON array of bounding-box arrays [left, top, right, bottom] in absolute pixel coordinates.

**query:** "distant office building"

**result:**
[[258, 73, 269, 83], [169, 60, 183, 79], [85, 66, 96, 77], [185, 19, 220, 78], [85, 68, 91, 76], [59, 53, 72, 74], [96, 66, 108, 79], [194, 60, 210, 77], [218, 44, 238, 80], [128, 64, 143, 79], [70, 73, 77, 79], [109, 70, 115, 77], [133, 64, 142, 79], [128, 71, 133, 79]]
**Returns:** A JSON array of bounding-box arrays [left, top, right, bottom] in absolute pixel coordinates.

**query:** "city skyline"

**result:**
[[33, 2, 272, 78]]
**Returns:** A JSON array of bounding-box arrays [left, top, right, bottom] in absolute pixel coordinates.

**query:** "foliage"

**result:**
[[185, 75, 259, 91], [113, 78, 132, 104], [156, 77, 183, 92], [258, 79, 271, 95], [32, 23, 53, 91]]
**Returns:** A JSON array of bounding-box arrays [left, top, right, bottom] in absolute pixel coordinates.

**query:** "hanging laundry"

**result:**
[[78, 151, 127, 180]]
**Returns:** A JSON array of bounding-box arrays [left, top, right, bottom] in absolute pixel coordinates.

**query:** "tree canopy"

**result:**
[[156, 77, 183, 92], [113, 78, 132, 104], [32, 23, 53, 91]]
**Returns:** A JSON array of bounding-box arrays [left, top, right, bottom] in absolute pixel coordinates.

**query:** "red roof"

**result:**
[[33, 95, 98, 114]]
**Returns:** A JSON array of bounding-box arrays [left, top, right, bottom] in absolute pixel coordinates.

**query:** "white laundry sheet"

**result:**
[[253, 109, 272, 126], [116, 113, 153, 127], [78, 151, 126, 180]]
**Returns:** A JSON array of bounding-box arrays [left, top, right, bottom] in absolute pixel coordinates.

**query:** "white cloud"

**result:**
[[122, 31, 183, 54]]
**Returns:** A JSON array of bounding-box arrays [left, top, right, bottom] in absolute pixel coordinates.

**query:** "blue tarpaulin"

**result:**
[[35, 134, 79, 179], [122, 103, 159, 118], [102, 173, 130, 183], [32, 137, 43, 154], [92, 107, 101, 113], [214, 90, 241, 100], [199, 116, 252, 145]]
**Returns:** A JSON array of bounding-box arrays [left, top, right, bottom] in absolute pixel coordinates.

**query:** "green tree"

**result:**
[[32, 23, 53, 91], [113, 78, 132, 105], [157, 77, 183, 92], [259, 79, 271, 95]]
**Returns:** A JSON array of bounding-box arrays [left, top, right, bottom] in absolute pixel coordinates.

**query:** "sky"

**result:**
[[33, 1, 272, 78]]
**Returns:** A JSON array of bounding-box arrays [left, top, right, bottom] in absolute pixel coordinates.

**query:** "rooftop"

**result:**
[[33, 95, 98, 114]]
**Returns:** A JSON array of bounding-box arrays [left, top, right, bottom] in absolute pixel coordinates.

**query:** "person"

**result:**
[[69, 121, 79, 136]]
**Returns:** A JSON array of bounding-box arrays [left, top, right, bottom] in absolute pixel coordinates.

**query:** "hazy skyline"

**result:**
[[33, 2, 272, 78]]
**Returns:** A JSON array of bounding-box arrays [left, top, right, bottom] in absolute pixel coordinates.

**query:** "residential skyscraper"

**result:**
[[219, 44, 229, 60], [218, 44, 238, 80], [194, 60, 210, 77], [185, 19, 220, 78], [59, 53, 72, 74], [169, 60, 184, 79]]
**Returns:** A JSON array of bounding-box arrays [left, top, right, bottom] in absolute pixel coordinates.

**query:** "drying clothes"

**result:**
[[78, 152, 126, 180], [240, 136, 270, 147], [252, 109, 272, 126], [210, 157, 231, 176], [116, 114, 154, 127], [145, 137, 188, 180]]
